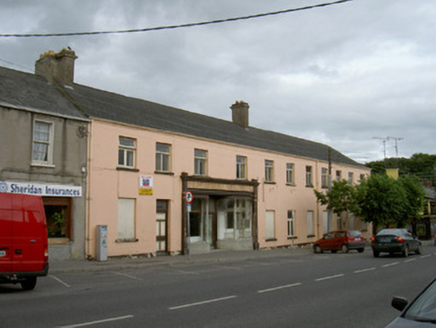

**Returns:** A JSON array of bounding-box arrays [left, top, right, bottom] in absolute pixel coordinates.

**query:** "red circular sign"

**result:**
[[185, 191, 193, 203]]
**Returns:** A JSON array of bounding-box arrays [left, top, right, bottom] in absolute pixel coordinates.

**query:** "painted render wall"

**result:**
[[86, 119, 371, 258], [0, 106, 88, 259]]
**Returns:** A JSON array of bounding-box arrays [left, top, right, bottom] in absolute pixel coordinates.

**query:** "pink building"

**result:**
[[32, 48, 372, 258]]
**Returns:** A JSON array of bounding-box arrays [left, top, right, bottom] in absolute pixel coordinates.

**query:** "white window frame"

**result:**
[[265, 160, 274, 183], [194, 149, 207, 176], [321, 168, 328, 188], [236, 156, 247, 179], [156, 143, 171, 172], [286, 163, 294, 185], [306, 166, 313, 187], [32, 120, 54, 166], [118, 137, 136, 168]]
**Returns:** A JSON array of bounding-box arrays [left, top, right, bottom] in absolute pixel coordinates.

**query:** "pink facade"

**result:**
[[86, 118, 371, 258]]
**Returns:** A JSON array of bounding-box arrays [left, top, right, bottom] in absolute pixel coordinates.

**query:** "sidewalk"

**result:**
[[49, 246, 314, 274]]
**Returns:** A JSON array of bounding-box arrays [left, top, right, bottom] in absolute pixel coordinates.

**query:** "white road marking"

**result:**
[[354, 267, 376, 274], [420, 255, 431, 259], [169, 295, 237, 310], [172, 269, 200, 275], [60, 315, 134, 327], [49, 275, 71, 288], [404, 258, 417, 263], [258, 282, 302, 294], [315, 274, 344, 282], [111, 271, 142, 281], [382, 262, 399, 268]]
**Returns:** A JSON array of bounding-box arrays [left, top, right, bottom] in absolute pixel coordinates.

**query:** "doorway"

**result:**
[[156, 200, 168, 255]]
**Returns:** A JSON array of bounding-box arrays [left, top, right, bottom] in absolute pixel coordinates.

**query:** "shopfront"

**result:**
[[181, 173, 259, 254]]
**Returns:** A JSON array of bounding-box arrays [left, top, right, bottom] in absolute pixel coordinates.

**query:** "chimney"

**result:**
[[230, 101, 249, 128], [35, 48, 78, 85]]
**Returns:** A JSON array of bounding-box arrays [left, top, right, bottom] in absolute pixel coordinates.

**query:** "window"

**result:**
[[321, 168, 328, 188], [348, 172, 354, 185], [32, 120, 54, 165], [117, 198, 136, 241], [287, 210, 295, 237], [156, 143, 171, 172], [194, 149, 207, 176], [265, 160, 274, 182], [286, 163, 295, 185], [360, 174, 366, 181], [43, 197, 71, 240], [118, 137, 136, 168], [236, 156, 247, 179], [307, 211, 314, 236], [336, 170, 342, 181], [306, 166, 313, 187], [266, 210, 275, 240]]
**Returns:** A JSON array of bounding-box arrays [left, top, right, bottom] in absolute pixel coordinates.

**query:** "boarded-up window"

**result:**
[[117, 198, 135, 241], [266, 210, 275, 240]]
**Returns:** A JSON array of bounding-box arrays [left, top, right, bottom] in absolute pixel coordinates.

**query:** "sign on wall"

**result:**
[[139, 175, 153, 195], [0, 181, 82, 197]]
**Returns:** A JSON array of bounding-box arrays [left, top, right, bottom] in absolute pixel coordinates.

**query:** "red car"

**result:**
[[313, 230, 366, 254]]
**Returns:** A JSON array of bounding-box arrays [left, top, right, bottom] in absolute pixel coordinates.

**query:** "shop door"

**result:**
[[156, 200, 168, 255]]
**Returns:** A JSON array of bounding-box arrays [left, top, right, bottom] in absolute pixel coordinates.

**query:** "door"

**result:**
[[0, 194, 12, 273], [156, 200, 168, 255]]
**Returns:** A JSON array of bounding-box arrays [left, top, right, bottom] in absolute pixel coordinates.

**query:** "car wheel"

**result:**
[[20, 277, 37, 291], [416, 244, 422, 255], [373, 250, 380, 258], [314, 245, 323, 254], [357, 248, 364, 253], [402, 245, 409, 257], [341, 244, 349, 253]]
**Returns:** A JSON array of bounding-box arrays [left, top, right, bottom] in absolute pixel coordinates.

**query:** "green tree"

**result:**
[[314, 180, 359, 229], [355, 174, 425, 234]]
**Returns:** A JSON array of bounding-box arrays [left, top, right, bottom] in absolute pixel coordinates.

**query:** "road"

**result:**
[[1, 246, 436, 328]]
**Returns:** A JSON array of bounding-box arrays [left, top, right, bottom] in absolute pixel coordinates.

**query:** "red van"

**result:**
[[0, 193, 49, 290]]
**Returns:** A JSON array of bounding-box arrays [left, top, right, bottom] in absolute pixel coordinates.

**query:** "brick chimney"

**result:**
[[35, 48, 78, 86], [230, 101, 249, 128]]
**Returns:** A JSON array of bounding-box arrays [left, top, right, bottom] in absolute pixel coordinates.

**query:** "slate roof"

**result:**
[[0, 67, 88, 120], [0, 65, 364, 167]]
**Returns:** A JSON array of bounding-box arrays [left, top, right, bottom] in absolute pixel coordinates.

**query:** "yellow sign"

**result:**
[[139, 188, 153, 196]]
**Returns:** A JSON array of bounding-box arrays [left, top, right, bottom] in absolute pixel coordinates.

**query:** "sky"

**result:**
[[1, 0, 435, 164]]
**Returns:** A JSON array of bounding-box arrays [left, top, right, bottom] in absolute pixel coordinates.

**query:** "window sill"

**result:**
[[266, 238, 277, 242], [305, 184, 314, 188], [286, 183, 296, 187], [154, 171, 174, 176], [307, 235, 316, 238], [31, 162, 55, 168], [49, 238, 70, 245], [117, 167, 139, 172], [264, 181, 276, 185], [287, 236, 298, 240], [116, 238, 139, 243]]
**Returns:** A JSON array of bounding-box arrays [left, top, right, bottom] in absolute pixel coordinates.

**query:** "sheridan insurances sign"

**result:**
[[0, 181, 82, 197]]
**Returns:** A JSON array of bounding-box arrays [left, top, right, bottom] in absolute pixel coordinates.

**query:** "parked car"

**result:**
[[0, 193, 49, 290], [313, 230, 366, 254], [371, 228, 421, 258], [387, 278, 436, 327]]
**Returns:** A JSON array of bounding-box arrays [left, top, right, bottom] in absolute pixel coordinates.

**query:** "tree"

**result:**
[[354, 174, 425, 234], [314, 180, 359, 229]]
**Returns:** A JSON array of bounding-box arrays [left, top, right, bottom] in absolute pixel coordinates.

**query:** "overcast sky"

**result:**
[[1, 0, 435, 163]]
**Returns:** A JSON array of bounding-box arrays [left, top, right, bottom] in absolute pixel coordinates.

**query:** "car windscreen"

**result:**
[[403, 280, 436, 323], [348, 231, 362, 237]]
